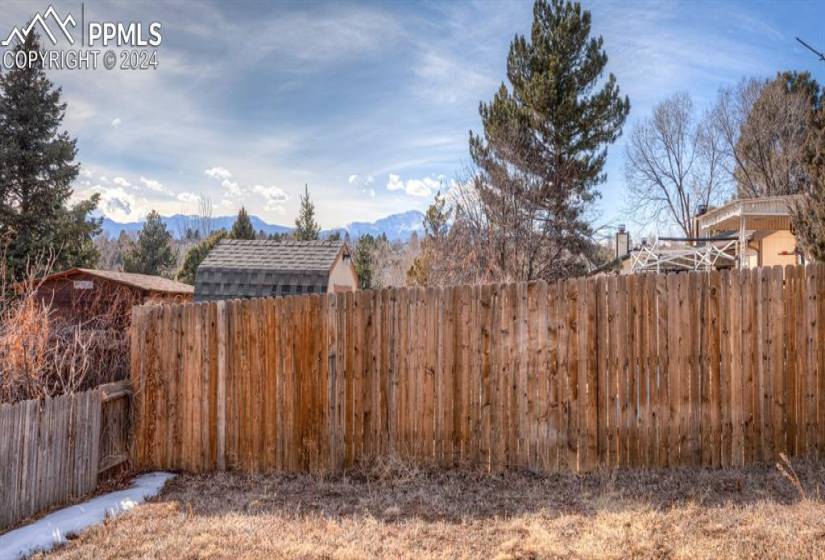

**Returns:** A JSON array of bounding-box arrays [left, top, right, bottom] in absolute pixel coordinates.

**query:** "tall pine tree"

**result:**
[[469, 0, 628, 280], [353, 234, 376, 289], [123, 210, 177, 276], [231, 206, 255, 240], [294, 184, 320, 241], [0, 31, 101, 279]]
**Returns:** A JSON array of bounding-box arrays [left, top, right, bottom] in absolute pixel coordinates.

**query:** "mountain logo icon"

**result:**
[[2, 6, 77, 47]]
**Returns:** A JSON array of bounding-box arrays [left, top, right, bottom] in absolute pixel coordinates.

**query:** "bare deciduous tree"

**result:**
[[408, 170, 611, 287], [370, 236, 419, 288], [712, 76, 814, 197], [198, 196, 214, 238], [624, 92, 729, 237]]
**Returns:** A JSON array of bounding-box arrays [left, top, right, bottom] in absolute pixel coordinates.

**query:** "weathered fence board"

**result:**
[[131, 265, 825, 475], [0, 381, 130, 532]]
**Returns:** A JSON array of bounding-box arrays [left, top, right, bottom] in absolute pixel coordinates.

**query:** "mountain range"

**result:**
[[100, 210, 426, 243]]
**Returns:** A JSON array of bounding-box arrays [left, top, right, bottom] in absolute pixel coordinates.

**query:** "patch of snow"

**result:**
[[0, 472, 175, 560]]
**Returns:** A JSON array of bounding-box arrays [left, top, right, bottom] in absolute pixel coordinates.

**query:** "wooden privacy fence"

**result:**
[[0, 381, 131, 531], [131, 264, 825, 475]]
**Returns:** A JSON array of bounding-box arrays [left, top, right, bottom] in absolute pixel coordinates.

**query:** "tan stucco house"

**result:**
[[611, 195, 805, 274], [693, 194, 803, 269]]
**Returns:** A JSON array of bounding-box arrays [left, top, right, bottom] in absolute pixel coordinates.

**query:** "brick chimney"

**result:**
[[615, 225, 631, 260]]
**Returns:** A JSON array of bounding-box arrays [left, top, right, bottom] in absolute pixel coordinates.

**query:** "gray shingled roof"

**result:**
[[194, 240, 348, 302], [199, 239, 344, 273]]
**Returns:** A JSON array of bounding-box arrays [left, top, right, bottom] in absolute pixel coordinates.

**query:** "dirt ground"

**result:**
[[38, 457, 825, 559]]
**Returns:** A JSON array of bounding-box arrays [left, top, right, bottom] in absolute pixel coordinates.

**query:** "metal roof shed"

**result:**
[[194, 239, 357, 302]]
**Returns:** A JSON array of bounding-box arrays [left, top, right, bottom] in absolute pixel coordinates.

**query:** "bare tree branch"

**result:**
[[624, 92, 730, 237]]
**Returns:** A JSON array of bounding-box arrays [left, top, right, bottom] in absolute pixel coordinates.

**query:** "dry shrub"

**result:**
[[776, 452, 805, 499], [0, 257, 130, 403], [361, 453, 425, 484]]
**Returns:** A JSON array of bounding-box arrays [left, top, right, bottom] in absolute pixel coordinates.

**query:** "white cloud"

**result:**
[[251, 184, 289, 202], [349, 174, 375, 197], [76, 185, 148, 223], [139, 176, 170, 194], [205, 169, 289, 211], [80, 168, 93, 178], [112, 176, 131, 188], [223, 179, 242, 196], [98, 176, 109, 183], [264, 200, 287, 214], [252, 184, 289, 214], [204, 167, 233, 181], [176, 192, 201, 204], [205, 167, 243, 196], [111, 117, 122, 127], [386, 174, 403, 191], [386, 173, 442, 197]]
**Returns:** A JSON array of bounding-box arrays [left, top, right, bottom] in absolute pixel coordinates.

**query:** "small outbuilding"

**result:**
[[35, 268, 194, 326], [194, 239, 358, 302]]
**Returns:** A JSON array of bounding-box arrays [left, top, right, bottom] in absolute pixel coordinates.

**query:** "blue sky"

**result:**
[[4, 0, 825, 229]]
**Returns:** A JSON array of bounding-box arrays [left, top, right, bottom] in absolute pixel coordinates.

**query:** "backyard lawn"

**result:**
[[39, 458, 825, 559]]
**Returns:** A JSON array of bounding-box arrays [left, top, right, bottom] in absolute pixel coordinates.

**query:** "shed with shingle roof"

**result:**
[[34, 268, 194, 328], [194, 239, 357, 302]]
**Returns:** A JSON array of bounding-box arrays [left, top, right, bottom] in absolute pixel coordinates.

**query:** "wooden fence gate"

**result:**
[[130, 265, 825, 474], [0, 381, 131, 531]]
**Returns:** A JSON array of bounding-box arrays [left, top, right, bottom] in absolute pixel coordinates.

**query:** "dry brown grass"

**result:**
[[36, 457, 825, 559]]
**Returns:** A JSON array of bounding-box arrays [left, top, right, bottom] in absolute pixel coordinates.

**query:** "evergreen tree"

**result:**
[[294, 184, 320, 241], [230, 206, 255, 240], [354, 234, 376, 290], [469, 0, 628, 281], [123, 210, 177, 276], [0, 31, 101, 279], [422, 191, 450, 240], [794, 106, 825, 261], [176, 229, 228, 284], [407, 191, 451, 286], [779, 71, 822, 111]]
